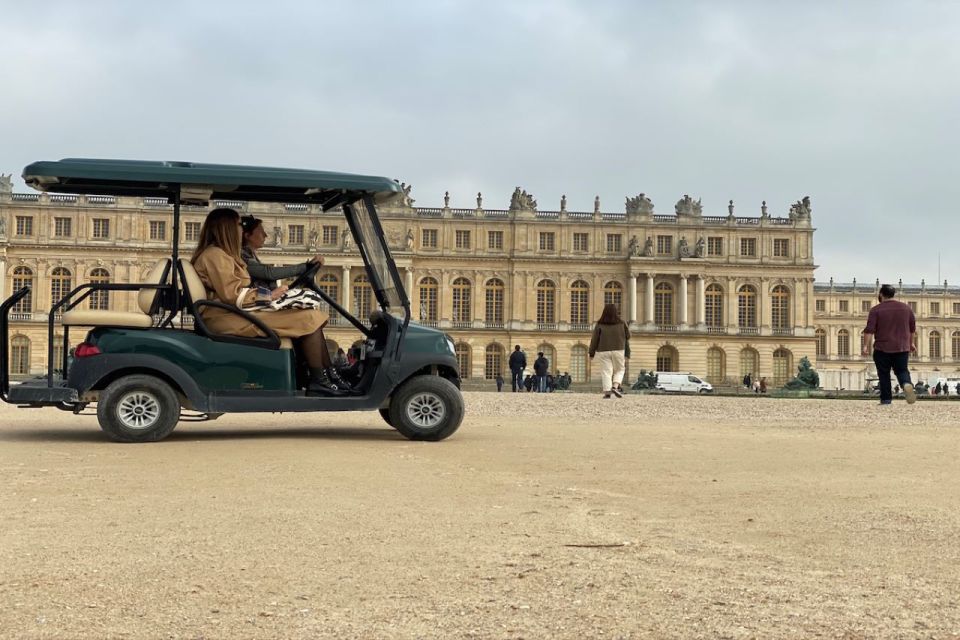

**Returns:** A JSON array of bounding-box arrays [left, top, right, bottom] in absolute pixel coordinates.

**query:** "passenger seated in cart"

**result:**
[[191, 208, 350, 396], [240, 215, 324, 289]]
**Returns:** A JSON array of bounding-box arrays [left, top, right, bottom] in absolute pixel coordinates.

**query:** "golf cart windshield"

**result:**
[[349, 198, 405, 311]]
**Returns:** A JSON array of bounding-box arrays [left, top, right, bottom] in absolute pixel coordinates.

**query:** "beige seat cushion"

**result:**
[[62, 309, 154, 328], [279, 338, 294, 350]]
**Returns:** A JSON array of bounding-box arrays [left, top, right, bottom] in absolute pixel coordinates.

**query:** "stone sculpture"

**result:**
[[477, 192, 483, 208], [695, 237, 705, 258], [594, 196, 600, 214], [678, 237, 692, 258], [625, 193, 654, 215], [341, 228, 352, 251], [675, 194, 703, 216], [273, 226, 282, 247], [560, 195, 567, 212], [628, 235, 640, 257], [789, 196, 812, 218], [631, 369, 658, 390], [405, 228, 414, 250], [308, 229, 319, 251], [642, 237, 654, 257], [782, 356, 820, 390], [509, 187, 537, 212]]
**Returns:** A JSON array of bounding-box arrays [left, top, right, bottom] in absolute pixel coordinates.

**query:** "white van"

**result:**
[[655, 372, 713, 394]]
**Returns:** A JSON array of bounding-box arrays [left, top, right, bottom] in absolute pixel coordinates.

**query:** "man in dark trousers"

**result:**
[[533, 351, 549, 392], [862, 284, 917, 405], [508, 345, 527, 392]]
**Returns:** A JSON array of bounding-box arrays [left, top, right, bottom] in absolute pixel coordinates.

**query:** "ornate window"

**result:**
[[737, 285, 757, 328], [773, 239, 789, 257], [89, 268, 111, 310], [317, 274, 339, 321], [54, 217, 72, 237], [455, 230, 471, 249], [455, 343, 471, 379], [815, 328, 827, 356], [288, 225, 305, 245], [12, 266, 33, 315], [706, 347, 725, 384], [418, 277, 439, 324], [484, 343, 504, 380], [656, 345, 678, 372], [149, 220, 166, 241], [11, 335, 30, 375], [837, 329, 850, 357], [570, 280, 590, 327], [771, 285, 790, 330], [50, 267, 73, 306], [322, 225, 338, 246], [538, 232, 555, 251], [92, 218, 110, 239], [705, 284, 723, 327], [656, 235, 672, 255], [421, 229, 438, 249], [573, 233, 588, 252], [184, 222, 201, 242], [603, 281, 623, 316], [707, 237, 723, 256], [605, 234, 622, 253], [570, 345, 588, 383], [536, 280, 556, 325], [15, 216, 33, 236], [484, 278, 504, 327], [772, 348, 792, 386], [739, 347, 759, 380], [953, 331, 960, 360], [929, 331, 942, 359], [654, 282, 673, 325], [451, 277, 472, 325], [740, 238, 757, 257], [353, 274, 373, 320], [487, 230, 503, 250]]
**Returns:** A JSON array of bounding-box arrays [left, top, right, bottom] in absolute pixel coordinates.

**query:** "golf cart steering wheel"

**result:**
[[290, 261, 322, 290]]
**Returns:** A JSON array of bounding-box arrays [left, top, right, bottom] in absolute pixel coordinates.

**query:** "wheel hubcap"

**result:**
[[117, 391, 161, 430], [406, 392, 446, 429]]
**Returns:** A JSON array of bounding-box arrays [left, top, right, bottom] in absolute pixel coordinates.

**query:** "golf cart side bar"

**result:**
[[362, 194, 411, 319], [1, 287, 31, 403], [170, 187, 182, 324], [342, 201, 388, 309]]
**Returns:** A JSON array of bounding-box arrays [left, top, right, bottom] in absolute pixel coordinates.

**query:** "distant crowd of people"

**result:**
[[496, 345, 571, 392]]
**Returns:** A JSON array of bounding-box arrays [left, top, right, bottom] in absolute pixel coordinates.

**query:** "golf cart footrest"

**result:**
[[8, 383, 79, 406]]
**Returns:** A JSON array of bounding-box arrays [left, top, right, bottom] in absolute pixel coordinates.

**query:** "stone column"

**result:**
[[695, 275, 706, 327], [644, 273, 654, 325], [628, 273, 637, 323], [727, 277, 738, 329], [341, 265, 351, 309], [404, 267, 413, 301], [0, 256, 6, 301]]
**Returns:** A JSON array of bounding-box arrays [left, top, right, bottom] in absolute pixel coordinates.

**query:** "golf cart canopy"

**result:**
[[22, 158, 402, 207]]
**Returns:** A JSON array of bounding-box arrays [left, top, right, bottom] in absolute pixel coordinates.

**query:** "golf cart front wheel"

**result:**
[[97, 375, 181, 443], [388, 376, 464, 441]]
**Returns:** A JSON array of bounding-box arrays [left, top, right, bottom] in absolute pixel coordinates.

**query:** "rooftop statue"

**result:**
[[509, 187, 537, 212], [678, 237, 692, 258], [628, 235, 640, 257], [642, 236, 654, 257], [694, 236, 705, 258], [789, 195, 812, 218], [782, 356, 820, 390], [393, 180, 415, 208], [675, 194, 703, 216], [625, 193, 654, 215], [0, 173, 12, 194]]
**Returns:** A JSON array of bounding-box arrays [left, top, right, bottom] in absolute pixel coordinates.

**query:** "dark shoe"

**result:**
[[879, 400, 892, 405], [307, 369, 348, 396], [326, 367, 355, 392], [611, 387, 623, 398], [602, 392, 611, 399]]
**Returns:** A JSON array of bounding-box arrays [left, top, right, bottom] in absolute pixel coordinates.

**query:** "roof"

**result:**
[[22, 158, 402, 206]]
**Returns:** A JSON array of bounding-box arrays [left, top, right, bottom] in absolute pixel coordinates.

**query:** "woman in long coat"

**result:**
[[191, 207, 348, 395]]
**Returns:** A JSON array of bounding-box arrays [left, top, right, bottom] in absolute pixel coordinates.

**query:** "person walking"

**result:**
[[508, 345, 526, 392], [743, 372, 752, 390], [862, 284, 917, 405], [495, 372, 504, 392], [588, 303, 631, 399], [533, 352, 550, 392], [759, 377, 767, 394]]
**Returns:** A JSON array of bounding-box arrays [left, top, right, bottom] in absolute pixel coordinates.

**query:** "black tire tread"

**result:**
[[387, 376, 464, 441], [96, 374, 180, 443]]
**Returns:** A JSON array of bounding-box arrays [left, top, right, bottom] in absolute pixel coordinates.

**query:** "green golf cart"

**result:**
[[0, 159, 464, 442]]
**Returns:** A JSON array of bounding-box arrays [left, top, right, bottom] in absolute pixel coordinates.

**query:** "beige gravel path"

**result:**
[[1, 393, 958, 639]]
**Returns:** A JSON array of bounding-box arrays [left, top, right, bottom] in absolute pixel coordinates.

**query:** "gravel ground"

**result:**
[[1, 392, 959, 639]]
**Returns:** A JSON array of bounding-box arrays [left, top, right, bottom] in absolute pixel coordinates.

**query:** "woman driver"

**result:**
[[240, 215, 323, 290], [191, 207, 350, 395]]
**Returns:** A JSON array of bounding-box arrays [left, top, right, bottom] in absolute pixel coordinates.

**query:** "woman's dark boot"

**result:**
[[326, 367, 355, 393], [307, 367, 348, 396]]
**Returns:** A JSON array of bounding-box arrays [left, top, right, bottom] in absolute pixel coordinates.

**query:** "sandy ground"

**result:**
[[1, 392, 959, 639]]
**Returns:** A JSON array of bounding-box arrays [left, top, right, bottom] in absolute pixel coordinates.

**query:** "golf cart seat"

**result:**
[[177, 259, 293, 350], [61, 258, 171, 328]]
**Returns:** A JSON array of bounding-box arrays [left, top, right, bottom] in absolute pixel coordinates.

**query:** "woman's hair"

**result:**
[[240, 215, 263, 244], [597, 303, 622, 325], [192, 207, 243, 264]]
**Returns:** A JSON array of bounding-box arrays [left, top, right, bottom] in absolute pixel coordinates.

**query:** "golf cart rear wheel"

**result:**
[[378, 408, 395, 427], [388, 376, 464, 441], [97, 375, 180, 443]]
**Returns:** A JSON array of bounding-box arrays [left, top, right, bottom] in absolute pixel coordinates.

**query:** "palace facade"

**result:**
[[2, 180, 825, 386]]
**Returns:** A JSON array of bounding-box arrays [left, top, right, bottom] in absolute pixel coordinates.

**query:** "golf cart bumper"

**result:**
[[6, 376, 79, 406]]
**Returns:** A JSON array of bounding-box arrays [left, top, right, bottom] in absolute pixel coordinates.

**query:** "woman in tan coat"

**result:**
[[191, 208, 349, 395], [588, 303, 631, 399]]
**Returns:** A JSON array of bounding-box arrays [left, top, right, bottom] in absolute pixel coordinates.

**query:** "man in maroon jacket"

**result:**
[[862, 284, 917, 405]]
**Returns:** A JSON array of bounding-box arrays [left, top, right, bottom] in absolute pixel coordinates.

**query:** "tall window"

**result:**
[[15, 216, 33, 236], [815, 329, 827, 356], [184, 222, 201, 242], [89, 268, 111, 310], [839, 300, 849, 313], [92, 218, 110, 239], [929, 331, 942, 358], [53, 335, 65, 374], [772, 348, 792, 385], [537, 344, 556, 373], [656, 235, 672, 255], [487, 230, 503, 250], [54, 217, 72, 237], [149, 220, 166, 241], [50, 267, 72, 305], [570, 345, 588, 383], [538, 232, 555, 251], [739, 347, 759, 380], [738, 285, 757, 328], [422, 229, 438, 248], [706, 347, 725, 384], [455, 343, 471, 379], [570, 280, 590, 326], [654, 282, 673, 325], [740, 238, 757, 257], [455, 230, 471, 249], [484, 343, 504, 379], [573, 232, 589, 252], [771, 285, 790, 330], [953, 331, 960, 359], [317, 274, 339, 321], [536, 280, 556, 325], [705, 284, 723, 327], [451, 277, 472, 324], [606, 234, 622, 253], [930, 302, 941, 316], [861, 300, 872, 312], [418, 277, 439, 323], [11, 335, 30, 375], [773, 239, 790, 257], [288, 225, 304, 245], [815, 299, 825, 312], [322, 225, 338, 246], [603, 281, 623, 316], [656, 345, 677, 371], [353, 274, 373, 320], [12, 267, 33, 315], [837, 329, 850, 357], [485, 278, 504, 327], [707, 237, 723, 256]]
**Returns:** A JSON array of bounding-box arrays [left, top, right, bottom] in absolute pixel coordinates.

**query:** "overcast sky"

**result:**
[[1, 0, 957, 284]]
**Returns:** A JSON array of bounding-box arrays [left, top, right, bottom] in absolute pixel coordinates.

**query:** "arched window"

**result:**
[[455, 342, 471, 379], [536, 343, 555, 373], [815, 329, 827, 356], [317, 273, 339, 322], [656, 345, 678, 372], [739, 347, 759, 380], [603, 281, 623, 316], [11, 335, 30, 375], [536, 280, 556, 325], [485, 278, 504, 328], [570, 345, 588, 383], [570, 280, 590, 327], [773, 348, 792, 386], [53, 334, 65, 374], [89, 268, 111, 311], [654, 282, 673, 325], [706, 347, 725, 384], [705, 284, 723, 328], [12, 267, 33, 315], [353, 274, 373, 320], [837, 329, 850, 357], [418, 277, 438, 324], [929, 330, 942, 359], [50, 267, 72, 306], [451, 277, 472, 325], [738, 285, 757, 328], [771, 285, 790, 330], [484, 343, 504, 380], [953, 331, 960, 360]]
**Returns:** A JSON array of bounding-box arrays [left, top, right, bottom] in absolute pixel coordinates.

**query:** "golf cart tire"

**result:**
[[388, 376, 464, 441], [378, 408, 395, 427], [97, 374, 181, 443]]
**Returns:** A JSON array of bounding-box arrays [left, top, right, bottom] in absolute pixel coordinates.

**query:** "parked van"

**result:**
[[655, 372, 713, 394]]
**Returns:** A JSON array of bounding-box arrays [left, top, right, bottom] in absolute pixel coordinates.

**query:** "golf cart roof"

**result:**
[[22, 158, 402, 206]]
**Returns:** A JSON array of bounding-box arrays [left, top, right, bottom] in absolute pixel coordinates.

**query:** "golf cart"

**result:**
[[0, 158, 464, 442]]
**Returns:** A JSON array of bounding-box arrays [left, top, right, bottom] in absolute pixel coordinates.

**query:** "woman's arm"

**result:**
[[623, 322, 631, 359], [588, 324, 600, 357], [243, 251, 308, 283]]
